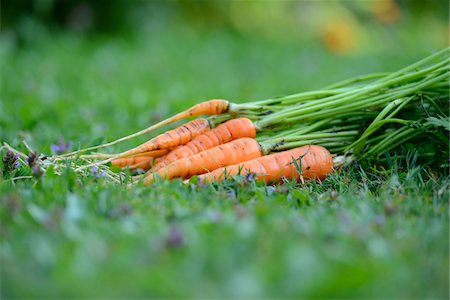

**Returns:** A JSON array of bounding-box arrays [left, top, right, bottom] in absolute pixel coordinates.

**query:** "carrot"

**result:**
[[143, 138, 262, 185], [197, 145, 333, 183], [112, 156, 154, 169], [121, 118, 211, 157], [124, 149, 171, 158], [56, 99, 230, 159], [78, 118, 212, 171], [111, 148, 176, 170], [152, 118, 257, 171], [180, 99, 229, 116]]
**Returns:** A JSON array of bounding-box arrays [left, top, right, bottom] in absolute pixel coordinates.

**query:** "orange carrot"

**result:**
[[177, 99, 229, 118], [59, 99, 229, 159], [143, 138, 262, 185], [124, 149, 171, 158], [112, 156, 154, 169], [121, 118, 211, 157], [197, 145, 333, 183], [152, 118, 256, 171], [111, 149, 170, 169]]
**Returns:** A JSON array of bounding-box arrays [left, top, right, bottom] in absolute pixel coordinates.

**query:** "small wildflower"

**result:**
[[27, 152, 39, 167], [90, 166, 106, 179], [50, 138, 73, 155], [2, 151, 20, 174], [165, 227, 184, 248], [245, 172, 255, 182], [194, 177, 205, 188], [27, 152, 43, 177]]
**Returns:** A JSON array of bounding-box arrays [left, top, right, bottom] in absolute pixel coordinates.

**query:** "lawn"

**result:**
[[1, 4, 449, 298]]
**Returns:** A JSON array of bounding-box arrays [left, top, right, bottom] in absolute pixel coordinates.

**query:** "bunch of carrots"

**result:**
[[8, 48, 447, 185]]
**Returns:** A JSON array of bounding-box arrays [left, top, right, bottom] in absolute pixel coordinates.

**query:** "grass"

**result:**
[[1, 20, 449, 298]]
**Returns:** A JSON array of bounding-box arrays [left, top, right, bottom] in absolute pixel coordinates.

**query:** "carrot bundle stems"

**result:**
[[374, 47, 449, 83], [255, 68, 448, 128], [280, 63, 447, 121], [324, 72, 390, 89], [258, 133, 357, 155], [249, 88, 352, 107], [344, 98, 413, 154]]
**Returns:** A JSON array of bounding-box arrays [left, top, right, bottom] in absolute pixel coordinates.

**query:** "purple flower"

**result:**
[[26, 152, 43, 177], [90, 166, 106, 178], [245, 172, 256, 182], [3, 152, 18, 166], [165, 227, 185, 248], [27, 152, 38, 167], [194, 177, 205, 188], [2, 151, 20, 173], [50, 138, 73, 154]]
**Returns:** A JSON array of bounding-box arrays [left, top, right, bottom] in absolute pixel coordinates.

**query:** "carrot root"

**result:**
[[77, 118, 213, 171], [197, 145, 334, 184], [121, 118, 212, 157], [55, 99, 230, 159]]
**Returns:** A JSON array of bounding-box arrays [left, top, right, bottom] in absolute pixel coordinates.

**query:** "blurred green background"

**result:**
[[1, 1, 449, 298]]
